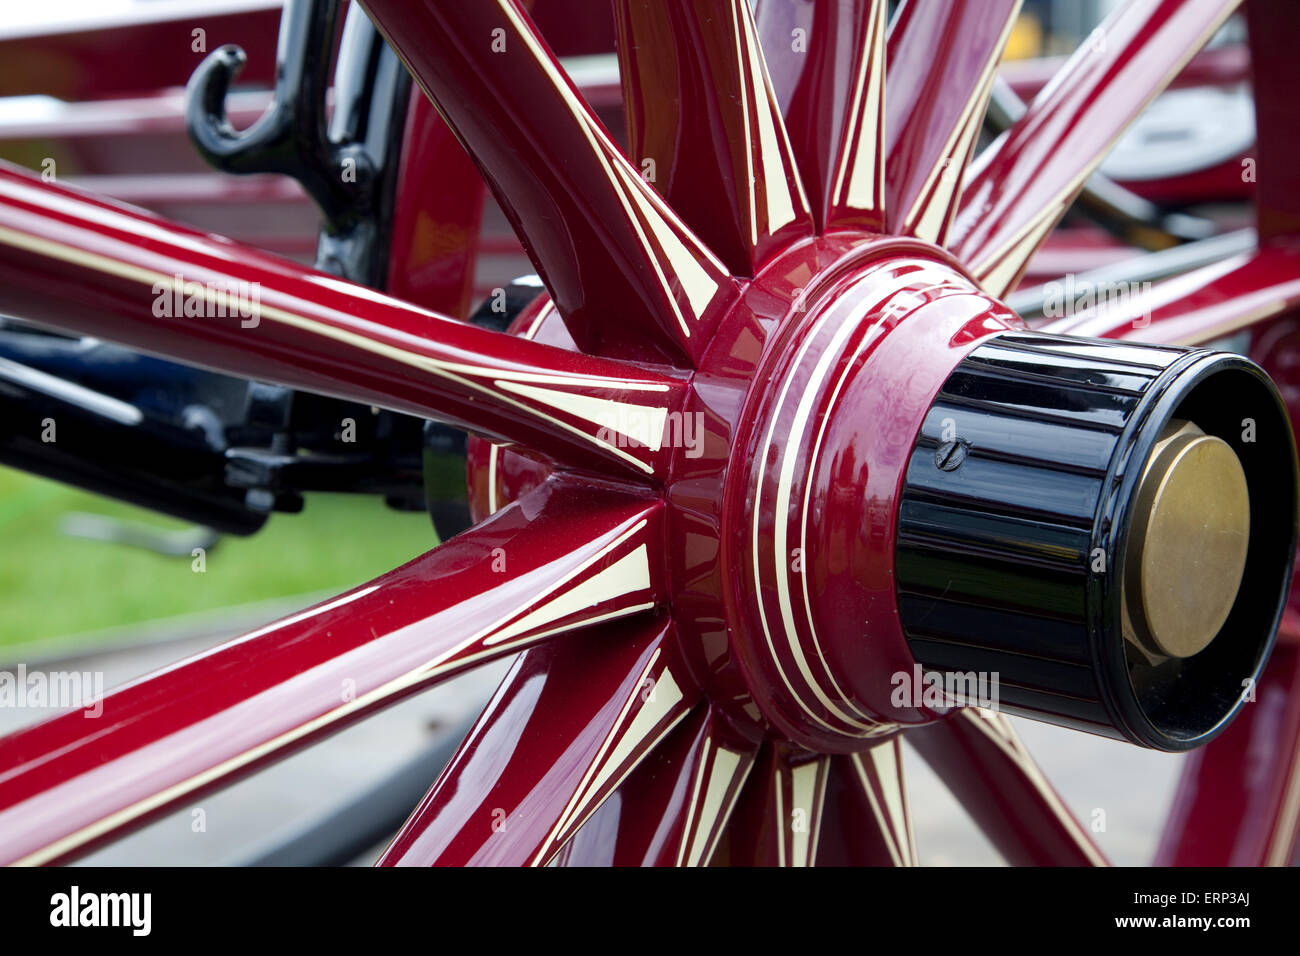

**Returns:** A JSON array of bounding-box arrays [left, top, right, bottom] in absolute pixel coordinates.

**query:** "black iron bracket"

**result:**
[[186, 0, 411, 287]]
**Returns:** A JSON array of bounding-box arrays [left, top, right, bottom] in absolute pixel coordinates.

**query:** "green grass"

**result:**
[[0, 467, 440, 647]]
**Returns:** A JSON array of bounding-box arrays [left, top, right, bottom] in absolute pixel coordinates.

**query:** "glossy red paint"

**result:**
[[465, 296, 565, 525], [553, 704, 758, 866], [473, 235, 1018, 756], [0, 161, 688, 480], [383, 90, 486, 317], [909, 709, 1107, 866], [1114, 158, 1255, 207], [1245, 1, 1300, 243], [999, 41, 1250, 102], [952, 0, 1241, 296], [614, 0, 814, 277], [529, 0, 617, 58], [756, 0, 886, 233], [0, 0, 1296, 869], [1155, 639, 1300, 866], [1042, 245, 1300, 346], [719, 247, 1017, 751], [885, 0, 1021, 244], [0, 478, 663, 865], [816, 743, 920, 868], [0, 1, 283, 99], [721, 743, 829, 865], [815, 741, 917, 866], [380, 615, 693, 866], [359, 0, 737, 368], [1253, 319, 1300, 451]]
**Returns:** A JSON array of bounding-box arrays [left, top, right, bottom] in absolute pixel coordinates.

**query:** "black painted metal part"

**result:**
[[896, 331, 1299, 751], [186, 0, 410, 287]]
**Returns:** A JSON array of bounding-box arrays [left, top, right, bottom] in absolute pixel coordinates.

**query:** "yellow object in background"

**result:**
[[1004, 12, 1044, 60]]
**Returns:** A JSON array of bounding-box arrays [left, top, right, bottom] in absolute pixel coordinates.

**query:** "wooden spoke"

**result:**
[[359, 0, 736, 366], [885, 0, 1021, 244], [907, 709, 1107, 866], [951, 0, 1242, 296], [719, 744, 830, 866], [1042, 246, 1300, 346], [1244, 1, 1300, 243], [818, 739, 918, 866], [556, 705, 757, 866], [0, 163, 688, 479], [0, 478, 664, 865], [615, 0, 814, 276], [379, 615, 696, 866]]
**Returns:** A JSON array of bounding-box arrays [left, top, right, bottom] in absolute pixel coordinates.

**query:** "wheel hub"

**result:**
[[710, 243, 1010, 752], [474, 235, 1298, 755]]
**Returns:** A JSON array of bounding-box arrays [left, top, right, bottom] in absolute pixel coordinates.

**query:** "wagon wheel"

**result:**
[[0, 0, 1298, 867]]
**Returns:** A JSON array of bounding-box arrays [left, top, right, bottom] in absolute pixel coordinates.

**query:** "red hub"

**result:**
[[713, 242, 1019, 750], [7, 0, 1300, 868], [474, 229, 1296, 759], [474, 236, 1022, 752]]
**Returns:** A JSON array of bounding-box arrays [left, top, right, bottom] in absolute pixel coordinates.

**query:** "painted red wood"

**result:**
[[885, 0, 1021, 244], [0, 0, 1296, 868], [1041, 246, 1300, 346], [380, 615, 695, 866], [907, 710, 1107, 866], [0, 162, 688, 479], [0, 1, 283, 99], [554, 705, 757, 866], [358, 0, 737, 367], [1155, 639, 1300, 866], [817, 740, 917, 866], [757, 0, 888, 233], [1244, 1, 1300, 243], [383, 90, 486, 318], [720, 743, 829, 866], [0, 479, 663, 865], [615, 0, 814, 276], [951, 0, 1241, 296]]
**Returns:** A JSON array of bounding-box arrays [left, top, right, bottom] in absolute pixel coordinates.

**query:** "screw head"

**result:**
[[934, 438, 969, 471]]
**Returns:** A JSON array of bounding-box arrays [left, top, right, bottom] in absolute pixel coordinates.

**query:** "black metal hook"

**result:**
[[185, 0, 408, 285]]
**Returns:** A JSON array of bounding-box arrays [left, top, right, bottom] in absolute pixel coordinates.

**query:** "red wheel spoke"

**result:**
[[721, 745, 830, 866], [1155, 641, 1300, 866], [817, 739, 917, 866], [907, 709, 1107, 867], [0, 479, 662, 866], [615, 0, 813, 276], [554, 705, 757, 866], [1042, 245, 1300, 345], [0, 164, 687, 479], [379, 615, 696, 866], [756, 0, 887, 232], [358, 0, 735, 366], [3, 0, 1289, 874], [1244, 1, 1300, 243], [951, 0, 1241, 296], [885, 0, 1021, 245]]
